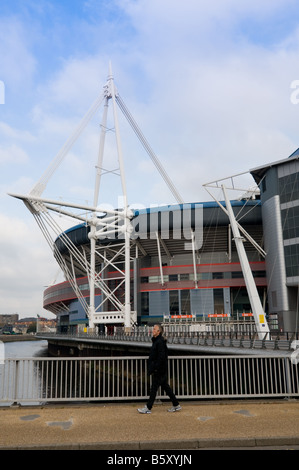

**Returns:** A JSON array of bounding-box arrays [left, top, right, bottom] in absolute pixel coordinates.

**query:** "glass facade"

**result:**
[[279, 172, 299, 204], [251, 150, 299, 331], [284, 244, 299, 277], [279, 169, 299, 279], [139, 286, 265, 320], [281, 206, 299, 240], [213, 288, 224, 313], [45, 263, 266, 324], [139, 271, 265, 284]]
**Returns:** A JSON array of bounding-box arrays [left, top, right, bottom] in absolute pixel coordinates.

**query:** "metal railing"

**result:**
[[1, 355, 298, 405], [37, 329, 298, 351]]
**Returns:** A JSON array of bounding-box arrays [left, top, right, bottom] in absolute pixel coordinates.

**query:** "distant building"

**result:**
[[15, 317, 56, 334], [0, 314, 19, 324]]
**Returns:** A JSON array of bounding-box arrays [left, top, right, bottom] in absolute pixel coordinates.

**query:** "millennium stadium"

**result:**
[[40, 145, 299, 337], [42, 198, 266, 330], [9, 68, 299, 338]]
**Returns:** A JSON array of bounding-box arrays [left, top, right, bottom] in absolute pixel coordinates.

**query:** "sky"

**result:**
[[1, 0, 299, 318]]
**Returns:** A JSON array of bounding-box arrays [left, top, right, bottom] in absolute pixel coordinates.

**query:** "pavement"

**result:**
[[0, 399, 299, 450]]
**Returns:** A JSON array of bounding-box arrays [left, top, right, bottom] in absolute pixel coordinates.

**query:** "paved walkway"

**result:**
[[0, 400, 298, 450]]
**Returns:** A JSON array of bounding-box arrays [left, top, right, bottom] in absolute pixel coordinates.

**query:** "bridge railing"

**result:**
[[37, 329, 298, 351], [1, 355, 298, 406]]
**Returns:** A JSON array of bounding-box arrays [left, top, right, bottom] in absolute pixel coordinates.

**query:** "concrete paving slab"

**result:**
[[0, 400, 298, 450]]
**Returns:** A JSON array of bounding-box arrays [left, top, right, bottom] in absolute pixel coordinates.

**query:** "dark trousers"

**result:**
[[147, 372, 179, 410]]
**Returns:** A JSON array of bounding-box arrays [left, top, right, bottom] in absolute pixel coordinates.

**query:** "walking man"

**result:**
[[137, 323, 181, 414]]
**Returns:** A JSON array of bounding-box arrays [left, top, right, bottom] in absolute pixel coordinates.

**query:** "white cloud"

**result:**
[[108, 1, 299, 202], [35, 55, 107, 115], [0, 213, 57, 318], [0, 144, 29, 165], [0, 122, 36, 142], [0, 123, 35, 187], [0, 17, 36, 90]]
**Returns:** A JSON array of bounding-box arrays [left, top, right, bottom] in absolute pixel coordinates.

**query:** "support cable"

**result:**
[[30, 91, 105, 197], [116, 94, 184, 204]]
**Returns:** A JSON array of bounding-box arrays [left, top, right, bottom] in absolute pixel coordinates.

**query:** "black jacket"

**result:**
[[148, 333, 168, 376]]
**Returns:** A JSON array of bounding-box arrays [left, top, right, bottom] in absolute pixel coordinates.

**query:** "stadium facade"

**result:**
[[251, 147, 299, 333], [44, 198, 267, 331], [43, 148, 299, 334]]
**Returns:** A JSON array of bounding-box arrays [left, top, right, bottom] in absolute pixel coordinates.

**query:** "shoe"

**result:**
[[168, 405, 182, 412], [138, 405, 151, 414]]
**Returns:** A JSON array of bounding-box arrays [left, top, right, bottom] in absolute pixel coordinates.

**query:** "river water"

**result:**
[[2, 339, 49, 359], [0, 340, 49, 406]]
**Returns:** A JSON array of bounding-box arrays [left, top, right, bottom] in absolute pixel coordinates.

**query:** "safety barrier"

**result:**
[[0, 354, 298, 405], [36, 330, 298, 351]]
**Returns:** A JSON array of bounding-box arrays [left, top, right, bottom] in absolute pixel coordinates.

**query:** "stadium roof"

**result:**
[[250, 147, 299, 184]]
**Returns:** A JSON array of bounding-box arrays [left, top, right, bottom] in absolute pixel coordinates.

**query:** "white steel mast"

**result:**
[[9, 63, 182, 332], [88, 63, 133, 331], [221, 185, 270, 340], [203, 174, 270, 340]]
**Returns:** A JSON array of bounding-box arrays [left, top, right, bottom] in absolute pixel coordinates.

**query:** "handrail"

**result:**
[[36, 330, 298, 351], [1, 354, 298, 405]]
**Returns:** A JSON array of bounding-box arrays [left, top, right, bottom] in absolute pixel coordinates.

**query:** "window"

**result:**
[[213, 288, 224, 313], [212, 272, 223, 279], [149, 276, 159, 283], [281, 206, 299, 240], [149, 275, 169, 283], [198, 272, 212, 280], [252, 271, 266, 278], [279, 172, 299, 204], [284, 244, 299, 277], [141, 292, 149, 315], [169, 290, 179, 315], [79, 283, 89, 291], [232, 271, 243, 278], [181, 290, 191, 315]]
